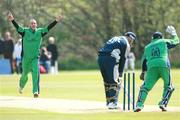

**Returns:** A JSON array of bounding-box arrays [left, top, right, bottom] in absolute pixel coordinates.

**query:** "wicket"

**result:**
[[123, 72, 135, 111]]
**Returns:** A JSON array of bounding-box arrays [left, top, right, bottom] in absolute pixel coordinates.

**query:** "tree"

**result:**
[[0, 0, 180, 69]]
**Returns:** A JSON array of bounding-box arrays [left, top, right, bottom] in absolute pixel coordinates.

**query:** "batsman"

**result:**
[[98, 32, 137, 109], [134, 26, 179, 112], [8, 11, 62, 98]]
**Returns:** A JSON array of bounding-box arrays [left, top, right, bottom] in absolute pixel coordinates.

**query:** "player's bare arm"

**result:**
[[7, 11, 14, 22], [56, 15, 63, 22]]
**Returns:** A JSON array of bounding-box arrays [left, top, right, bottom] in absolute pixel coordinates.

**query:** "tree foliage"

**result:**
[[0, 0, 180, 69]]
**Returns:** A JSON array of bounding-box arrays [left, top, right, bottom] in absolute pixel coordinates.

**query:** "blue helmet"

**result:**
[[125, 32, 137, 41], [152, 32, 163, 39]]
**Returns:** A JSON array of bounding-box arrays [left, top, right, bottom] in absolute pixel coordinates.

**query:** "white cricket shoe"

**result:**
[[33, 92, 39, 98], [107, 102, 118, 109], [159, 104, 167, 112], [134, 106, 143, 112], [19, 87, 23, 94]]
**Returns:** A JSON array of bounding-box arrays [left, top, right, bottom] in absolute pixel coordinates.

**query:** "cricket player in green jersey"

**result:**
[[8, 11, 62, 98], [134, 26, 179, 112]]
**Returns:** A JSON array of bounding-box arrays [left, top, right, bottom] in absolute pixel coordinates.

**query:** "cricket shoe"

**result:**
[[159, 104, 167, 112], [107, 102, 118, 109], [134, 106, 143, 112], [33, 92, 39, 98], [19, 87, 23, 94]]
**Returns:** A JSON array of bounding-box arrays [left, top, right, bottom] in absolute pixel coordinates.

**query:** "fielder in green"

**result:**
[[134, 26, 179, 112], [8, 11, 62, 98]]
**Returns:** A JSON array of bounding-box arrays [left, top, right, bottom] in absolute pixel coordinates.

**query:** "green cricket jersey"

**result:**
[[142, 35, 179, 69], [12, 20, 57, 59]]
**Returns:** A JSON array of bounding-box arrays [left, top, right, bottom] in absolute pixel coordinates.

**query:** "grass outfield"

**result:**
[[0, 69, 180, 120], [1, 108, 180, 120]]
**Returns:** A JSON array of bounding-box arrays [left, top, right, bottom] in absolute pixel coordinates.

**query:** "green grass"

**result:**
[[1, 108, 180, 120], [0, 69, 180, 120]]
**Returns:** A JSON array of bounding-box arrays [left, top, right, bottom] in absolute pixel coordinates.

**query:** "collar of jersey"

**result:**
[[30, 28, 37, 32], [151, 38, 159, 42]]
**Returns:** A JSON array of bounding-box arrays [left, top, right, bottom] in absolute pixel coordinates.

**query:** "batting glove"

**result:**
[[118, 76, 123, 82], [166, 25, 177, 36]]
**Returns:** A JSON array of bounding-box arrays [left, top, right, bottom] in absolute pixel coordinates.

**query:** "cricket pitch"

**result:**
[[0, 96, 180, 113]]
